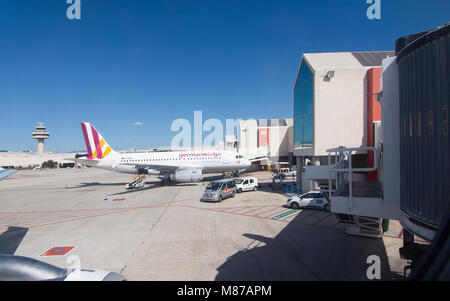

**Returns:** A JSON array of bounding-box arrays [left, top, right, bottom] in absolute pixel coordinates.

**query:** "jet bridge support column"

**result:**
[[296, 157, 303, 188], [312, 157, 321, 190]]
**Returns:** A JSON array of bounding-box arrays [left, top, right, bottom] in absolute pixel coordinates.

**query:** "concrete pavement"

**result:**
[[0, 168, 408, 280]]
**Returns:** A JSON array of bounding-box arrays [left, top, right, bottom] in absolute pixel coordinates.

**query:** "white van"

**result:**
[[235, 177, 258, 192], [201, 179, 236, 202]]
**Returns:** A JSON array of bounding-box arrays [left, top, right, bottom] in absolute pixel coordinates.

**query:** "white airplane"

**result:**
[[75, 122, 257, 188]]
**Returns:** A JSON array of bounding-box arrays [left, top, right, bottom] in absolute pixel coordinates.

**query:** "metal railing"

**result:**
[[271, 180, 302, 196], [282, 183, 303, 196], [326, 146, 379, 199]]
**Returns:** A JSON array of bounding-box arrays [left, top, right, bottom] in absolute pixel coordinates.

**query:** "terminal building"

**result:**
[[0, 152, 77, 169], [293, 51, 395, 190], [238, 118, 294, 170], [299, 23, 449, 272]]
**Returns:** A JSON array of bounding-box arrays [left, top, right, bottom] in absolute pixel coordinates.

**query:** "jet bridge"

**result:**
[[305, 23, 449, 274], [325, 146, 402, 221], [304, 145, 402, 238]]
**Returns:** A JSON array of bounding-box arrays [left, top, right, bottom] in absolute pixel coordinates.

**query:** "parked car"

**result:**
[[285, 170, 297, 179], [272, 173, 287, 179], [286, 190, 330, 211], [235, 177, 258, 192], [201, 179, 236, 202]]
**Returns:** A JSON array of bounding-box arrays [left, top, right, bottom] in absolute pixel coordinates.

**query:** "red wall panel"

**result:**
[[367, 67, 382, 181], [258, 128, 269, 147]]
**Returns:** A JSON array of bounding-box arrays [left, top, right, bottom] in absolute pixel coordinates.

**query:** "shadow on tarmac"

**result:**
[[109, 182, 197, 196], [201, 175, 225, 182], [74, 182, 134, 188], [75, 181, 161, 188], [0, 227, 28, 255], [215, 210, 399, 281], [72, 180, 196, 189]]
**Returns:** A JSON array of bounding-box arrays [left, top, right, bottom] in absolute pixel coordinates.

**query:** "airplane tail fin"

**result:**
[[80, 122, 115, 160]]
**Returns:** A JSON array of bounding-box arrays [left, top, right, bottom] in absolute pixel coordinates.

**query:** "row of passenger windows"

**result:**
[[404, 108, 448, 137], [121, 157, 222, 163]]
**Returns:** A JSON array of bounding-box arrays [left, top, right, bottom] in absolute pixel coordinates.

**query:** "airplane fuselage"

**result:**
[[77, 122, 254, 184], [82, 150, 251, 176]]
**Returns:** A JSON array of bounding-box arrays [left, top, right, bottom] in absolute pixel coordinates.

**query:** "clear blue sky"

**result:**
[[0, 0, 448, 152]]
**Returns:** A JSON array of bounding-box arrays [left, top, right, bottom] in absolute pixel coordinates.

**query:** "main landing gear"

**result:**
[[160, 177, 172, 186], [126, 174, 146, 189]]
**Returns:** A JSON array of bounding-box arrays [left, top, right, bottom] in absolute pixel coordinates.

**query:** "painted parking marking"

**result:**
[[41, 246, 76, 256], [216, 207, 237, 212], [279, 209, 303, 221], [218, 207, 245, 213], [0, 208, 131, 227], [256, 207, 287, 218], [228, 206, 251, 213], [313, 213, 334, 225], [177, 204, 410, 239], [26, 205, 168, 228], [236, 206, 270, 215], [300, 211, 330, 224], [112, 198, 126, 201], [174, 203, 417, 241], [249, 206, 280, 216], [272, 209, 299, 220], [331, 220, 343, 228], [0, 203, 171, 229], [314, 214, 339, 227], [241, 206, 268, 215], [295, 210, 321, 223], [179, 204, 346, 233]]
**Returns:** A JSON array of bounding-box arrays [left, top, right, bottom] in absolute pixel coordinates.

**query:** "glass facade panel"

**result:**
[[294, 60, 314, 149]]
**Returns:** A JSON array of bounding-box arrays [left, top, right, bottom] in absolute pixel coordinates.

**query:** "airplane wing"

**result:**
[[249, 156, 269, 163], [244, 146, 270, 162]]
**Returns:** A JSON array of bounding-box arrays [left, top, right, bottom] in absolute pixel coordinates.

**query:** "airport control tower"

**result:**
[[32, 123, 50, 155]]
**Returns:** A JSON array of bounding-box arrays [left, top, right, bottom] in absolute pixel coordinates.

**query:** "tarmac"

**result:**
[[0, 168, 409, 280]]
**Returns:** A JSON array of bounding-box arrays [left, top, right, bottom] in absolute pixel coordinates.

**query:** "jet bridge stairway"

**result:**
[[306, 146, 396, 238], [126, 175, 145, 189], [315, 146, 386, 238], [327, 146, 386, 238], [321, 182, 384, 238], [319, 183, 356, 225], [345, 216, 383, 238]]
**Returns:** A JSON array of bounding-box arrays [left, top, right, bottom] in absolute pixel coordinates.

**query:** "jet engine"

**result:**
[[169, 169, 202, 182], [0, 255, 126, 281]]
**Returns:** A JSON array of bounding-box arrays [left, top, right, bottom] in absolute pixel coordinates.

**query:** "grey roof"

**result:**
[[351, 51, 395, 67], [256, 119, 288, 127], [302, 51, 395, 71]]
